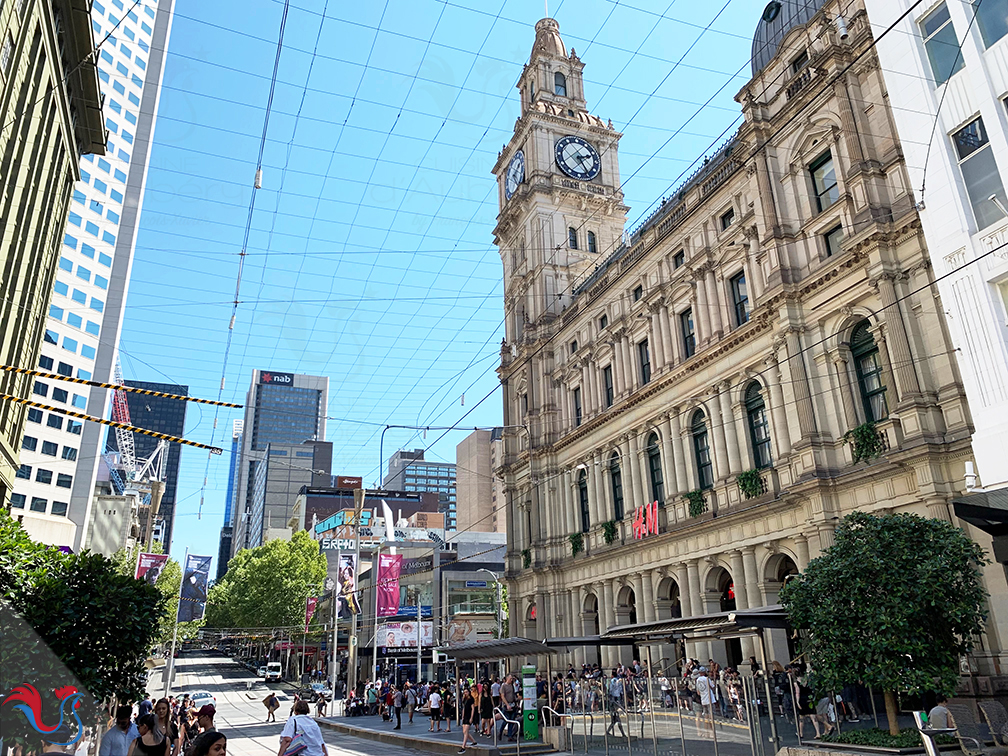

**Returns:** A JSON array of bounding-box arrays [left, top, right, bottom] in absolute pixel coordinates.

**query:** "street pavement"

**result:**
[[153, 651, 427, 756]]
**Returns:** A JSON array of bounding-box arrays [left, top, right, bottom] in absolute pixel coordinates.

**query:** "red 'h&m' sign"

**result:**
[[633, 501, 659, 539]]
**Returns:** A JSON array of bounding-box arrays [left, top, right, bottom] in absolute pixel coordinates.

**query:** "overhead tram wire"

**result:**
[[199, 0, 291, 519]]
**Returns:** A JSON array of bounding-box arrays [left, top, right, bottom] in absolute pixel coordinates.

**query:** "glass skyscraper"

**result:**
[[11, 0, 174, 550], [217, 419, 242, 580], [384, 449, 457, 530]]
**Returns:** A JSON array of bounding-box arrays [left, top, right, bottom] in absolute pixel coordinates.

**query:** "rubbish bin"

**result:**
[[523, 709, 539, 741]]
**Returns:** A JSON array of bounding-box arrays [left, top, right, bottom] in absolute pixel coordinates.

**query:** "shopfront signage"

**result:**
[[465, 580, 487, 588], [632, 501, 659, 539]]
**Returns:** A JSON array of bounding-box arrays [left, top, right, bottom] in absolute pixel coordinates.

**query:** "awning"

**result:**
[[437, 637, 558, 661], [544, 636, 637, 648], [953, 489, 1008, 563], [600, 605, 790, 642]]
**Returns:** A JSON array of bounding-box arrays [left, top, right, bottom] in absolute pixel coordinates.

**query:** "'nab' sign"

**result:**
[[632, 501, 659, 540], [260, 370, 294, 384]]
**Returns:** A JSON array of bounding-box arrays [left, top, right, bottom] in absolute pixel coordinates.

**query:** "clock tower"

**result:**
[[492, 17, 628, 340]]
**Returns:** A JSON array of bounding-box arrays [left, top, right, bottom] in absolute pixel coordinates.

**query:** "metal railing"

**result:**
[[494, 706, 521, 756], [542, 706, 575, 756]]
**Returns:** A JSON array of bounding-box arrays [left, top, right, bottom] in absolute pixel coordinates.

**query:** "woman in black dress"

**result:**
[[478, 683, 493, 736], [127, 714, 170, 756]]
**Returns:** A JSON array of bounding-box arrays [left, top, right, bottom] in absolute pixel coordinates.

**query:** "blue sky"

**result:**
[[116, 0, 766, 567]]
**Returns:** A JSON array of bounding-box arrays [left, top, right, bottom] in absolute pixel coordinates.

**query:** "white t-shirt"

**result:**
[[491, 682, 501, 697], [695, 676, 714, 706], [281, 715, 326, 756], [429, 692, 442, 710]]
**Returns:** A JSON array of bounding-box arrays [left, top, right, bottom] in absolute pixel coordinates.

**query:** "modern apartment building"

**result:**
[[0, 0, 105, 519], [231, 370, 328, 554], [864, 0, 1008, 677], [216, 419, 242, 580], [9, 0, 174, 550], [103, 380, 187, 551], [455, 429, 504, 534], [248, 440, 332, 546], [383, 449, 457, 530]]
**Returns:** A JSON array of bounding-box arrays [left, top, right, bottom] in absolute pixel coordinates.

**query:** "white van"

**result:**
[[265, 662, 282, 681]]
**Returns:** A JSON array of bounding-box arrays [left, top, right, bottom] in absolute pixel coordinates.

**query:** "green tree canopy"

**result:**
[[0, 510, 164, 701], [205, 530, 327, 629], [780, 511, 988, 734]]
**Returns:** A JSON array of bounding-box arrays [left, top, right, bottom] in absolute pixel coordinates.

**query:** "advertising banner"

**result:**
[[178, 555, 211, 622], [305, 596, 318, 631], [376, 553, 403, 618], [379, 620, 433, 649], [446, 614, 497, 645], [336, 554, 359, 619], [135, 553, 169, 585]]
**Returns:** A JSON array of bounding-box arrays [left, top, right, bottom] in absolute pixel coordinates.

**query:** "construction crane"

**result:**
[[104, 358, 170, 551]]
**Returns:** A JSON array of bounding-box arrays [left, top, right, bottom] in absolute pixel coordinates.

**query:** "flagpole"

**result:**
[[164, 547, 187, 698]]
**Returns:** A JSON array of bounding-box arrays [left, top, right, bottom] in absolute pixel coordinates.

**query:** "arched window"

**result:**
[[851, 320, 888, 422], [610, 452, 624, 520], [578, 469, 590, 533], [568, 227, 578, 249], [692, 410, 713, 490], [530, 80, 535, 101], [647, 432, 664, 505], [554, 71, 567, 96], [587, 231, 597, 254], [745, 382, 772, 469]]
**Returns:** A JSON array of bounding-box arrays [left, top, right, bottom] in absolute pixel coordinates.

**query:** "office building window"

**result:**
[[610, 452, 624, 520], [62, 447, 78, 461], [810, 151, 839, 212], [573, 387, 582, 427], [730, 271, 749, 326], [1, 33, 13, 76], [16, 464, 31, 479], [27, 409, 42, 423], [681, 309, 696, 358], [974, 0, 1008, 48], [745, 382, 773, 469], [638, 340, 651, 385], [68, 421, 82, 435], [578, 470, 589, 532], [47, 415, 63, 429], [33, 381, 48, 397], [30, 497, 47, 513], [568, 227, 578, 249], [673, 250, 685, 268], [647, 432, 664, 505], [921, 3, 964, 85], [36, 469, 53, 484], [603, 365, 614, 407], [22, 436, 37, 451], [952, 116, 1008, 229], [587, 231, 597, 254], [57, 361, 72, 376], [692, 410, 714, 490], [851, 320, 889, 422], [720, 207, 735, 230], [824, 225, 844, 257], [10, 494, 25, 508], [56, 473, 73, 489], [555, 71, 567, 96], [51, 501, 68, 516], [39, 355, 54, 370]]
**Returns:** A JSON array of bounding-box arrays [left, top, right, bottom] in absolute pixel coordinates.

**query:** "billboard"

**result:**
[[336, 554, 359, 619], [376, 553, 403, 618], [380, 620, 433, 650], [446, 614, 497, 645]]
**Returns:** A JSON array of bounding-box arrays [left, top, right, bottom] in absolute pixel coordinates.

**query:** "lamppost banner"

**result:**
[[376, 553, 403, 618], [135, 553, 169, 585], [337, 554, 359, 619], [178, 555, 211, 622], [305, 597, 318, 631]]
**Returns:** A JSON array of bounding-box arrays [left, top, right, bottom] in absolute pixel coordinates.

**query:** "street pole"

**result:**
[[348, 487, 365, 693], [416, 593, 422, 684], [371, 544, 383, 684], [300, 591, 308, 685], [331, 551, 340, 707], [163, 547, 187, 697]]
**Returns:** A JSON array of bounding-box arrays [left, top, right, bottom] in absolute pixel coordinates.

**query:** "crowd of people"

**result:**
[[95, 696, 222, 756]]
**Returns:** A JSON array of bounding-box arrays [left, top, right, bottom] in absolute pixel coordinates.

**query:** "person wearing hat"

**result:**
[[196, 705, 216, 735]]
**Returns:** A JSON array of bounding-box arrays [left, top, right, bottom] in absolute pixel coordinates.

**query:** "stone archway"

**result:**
[[762, 553, 800, 664], [524, 600, 537, 638], [616, 584, 637, 625], [582, 592, 600, 666], [656, 576, 683, 619], [703, 564, 743, 668]]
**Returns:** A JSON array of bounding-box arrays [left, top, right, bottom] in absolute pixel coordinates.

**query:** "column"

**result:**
[[695, 275, 710, 345], [741, 547, 760, 608], [601, 580, 616, 666], [833, 75, 866, 165], [628, 433, 642, 511], [670, 410, 688, 496], [641, 569, 656, 624], [710, 387, 729, 481], [746, 234, 763, 299], [719, 383, 743, 475], [589, 362, 600, 414], [584, 459, 598, 530], [637, 441, 650, 506], [623, 335, 634, 390], [728, 551, 749, 610], [794, 534, 810, 570], [659, 304, 674, 366], [833, 353, 860, 430], [591, 452, 605, 526], [564, 470, 576, 536], [706, 268, 724, 339], [764, 353, 791, 456], [610, 340, 623, 396], [560, 381, 569, 430], [755, 149, 779, 232], [784, 327, 817, 437], [875, 274, 922, 399], [631, 573, 646, 626], [580, 365, 591, 415], [661, 416, 678, 497], [536, 590, 547, 640], [685, 559, 703, 660], [570, 589, 583, 667], [675, 563, 691, 617], [651, 311, 665, 370]]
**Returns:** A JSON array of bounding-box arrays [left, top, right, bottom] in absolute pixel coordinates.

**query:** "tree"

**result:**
[[780, 511, 988, 735], [205, 530, 328, 629], [0, 510, 164, 701]]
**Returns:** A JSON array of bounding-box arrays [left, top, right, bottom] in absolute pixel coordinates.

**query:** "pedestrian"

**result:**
[[127, 714, 170, 756], [264, 693, 280, 723], [491, 677, 501, 709], [406, 682, 418, 724], [791, 667, 821, 739], [315, 694, 327, 718], [100, 706, 139, 756], [154, 699, 180, 756], [479, 683, 493, 736], [695, 668, 715, 738], [458, 687, 478, 753], [40, 725, 80, 756], [606, 672, 626, 738], [442, 687, 454, 734], [393, 686, 404, 730], [428, 685, 443, 733], [928, 695, 952, 729], [498, 675, 517, 741], [196, 706, 216, 735], [189, 733, 225, 756], [277, 701, 327, 756], [179, 708, 199, 756], [138, 697, 154, 718]]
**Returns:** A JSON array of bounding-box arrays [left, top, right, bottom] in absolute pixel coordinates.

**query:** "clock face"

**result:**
[[505, 150, 525, 200], [555, 135, 601, 180]]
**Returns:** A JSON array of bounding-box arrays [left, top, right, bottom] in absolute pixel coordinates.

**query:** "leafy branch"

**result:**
[[737, 469, 765, 500], [843, 421, 886, 463], [521, 548, 531, 569], [569, 532, 584, 557], [601, 520, 619, 544], [684, 489, 706, 518]]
